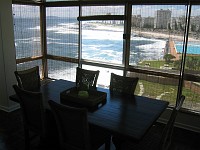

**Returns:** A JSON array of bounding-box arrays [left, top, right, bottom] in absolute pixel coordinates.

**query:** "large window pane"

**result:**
[[185, 5, 200, 74], [182, 81, 200, 111], [48, 60, 77, 81], [13, 5, 41, 59], [81, 6, 124, 64], [182, 5, 200, 111], [17, 60, 42, 71], [130, 5, 187, 69], [46, 7, 79, 80], [17, 60, 42, 76], [128, 71, 179, 106], [81, 21, 124, 64], [129, 5, 187, 106], [46, 7, 79, 58]]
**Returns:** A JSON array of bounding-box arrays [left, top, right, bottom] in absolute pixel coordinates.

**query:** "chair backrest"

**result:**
[[48, 100, 90, 150], [13, 84, 46, 137], [14, 66, 40, 91], [110, 73, 139, 95], [76, 67, 100, 89], [159, 95, 185, 150]]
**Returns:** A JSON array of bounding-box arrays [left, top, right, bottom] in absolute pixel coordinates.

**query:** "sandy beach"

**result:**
[[134, 30, 199, 42]]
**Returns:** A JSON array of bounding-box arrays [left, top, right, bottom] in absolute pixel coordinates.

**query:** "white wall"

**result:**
[[0, 0, 19, 112]]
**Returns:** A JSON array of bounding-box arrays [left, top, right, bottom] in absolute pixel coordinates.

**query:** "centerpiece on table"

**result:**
[[60, 81, 107, 111], [78, 82, 89, 99]]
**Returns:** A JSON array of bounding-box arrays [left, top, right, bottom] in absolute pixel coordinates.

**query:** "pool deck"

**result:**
[[168, 38, 180, 60], [168, 38, 200, 59]]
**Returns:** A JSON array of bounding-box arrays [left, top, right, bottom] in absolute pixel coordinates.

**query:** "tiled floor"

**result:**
[[0, 109, 200, 150]]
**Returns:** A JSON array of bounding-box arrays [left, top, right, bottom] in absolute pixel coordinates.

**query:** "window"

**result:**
[[13, 4, 41, 69], [182, 5, 200, 111], [46, 7, 79, 81], [130, 5, 186, 68], [80, 5, 124, 65], [12, 2, 200, 112], [48, 60, 78, 81], [128, 5, 188, 106], [46, 7, 79, 58], [81, 20, 124, 64]]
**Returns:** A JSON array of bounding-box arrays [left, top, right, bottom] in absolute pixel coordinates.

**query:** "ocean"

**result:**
[[14, 17, 166, 63]]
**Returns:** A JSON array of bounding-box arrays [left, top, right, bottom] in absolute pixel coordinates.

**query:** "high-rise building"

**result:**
[[154, 9, 172, 29], [142, 17, 154, 28], [131, 15, 142, 27]]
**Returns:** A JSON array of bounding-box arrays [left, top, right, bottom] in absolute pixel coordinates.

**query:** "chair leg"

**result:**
[[112, 136, 125, 150], [105, 136, 111, 150], [24, 128, 30, 150]]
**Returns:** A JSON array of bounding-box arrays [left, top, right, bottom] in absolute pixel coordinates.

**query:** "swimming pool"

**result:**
[[176, 42, 200, 55]]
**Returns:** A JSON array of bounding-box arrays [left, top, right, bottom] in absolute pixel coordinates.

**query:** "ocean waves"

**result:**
[[15, 20, 166, 64]]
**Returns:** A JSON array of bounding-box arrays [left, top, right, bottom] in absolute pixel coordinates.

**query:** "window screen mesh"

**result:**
[[129, 5, 200, 111], [81, 5, 125, 64], [130, 5, 187, 68], [13, 5, 41, 59], [129, 5, 186, 106], [82, 5, 124, 16], [186, 5, 200, 73], [46, 7, 79, 81], [48, 60, 77, 81], [183, 5, 200, 111], [17, 60, 42, 71], [17, 60, 42, 76], [81, 20, 124, 64], [128, 71, 179, 106], [46, 7, 79, 58]]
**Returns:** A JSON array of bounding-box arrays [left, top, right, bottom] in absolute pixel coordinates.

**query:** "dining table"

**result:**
[[9, 79, 169, 142]]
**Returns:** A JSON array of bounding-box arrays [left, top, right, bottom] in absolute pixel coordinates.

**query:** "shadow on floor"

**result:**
[[0, 109, 200, 150]]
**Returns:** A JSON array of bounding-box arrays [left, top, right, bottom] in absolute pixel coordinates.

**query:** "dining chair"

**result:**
[[76, 67, 100, 89], [48, 100, 111, 150], [113, 95, 185, 150], [109, 73, 139, 95], [109, 73, 139, 149], [14, 66, 41, 91], [13, 84, 46, 150]]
